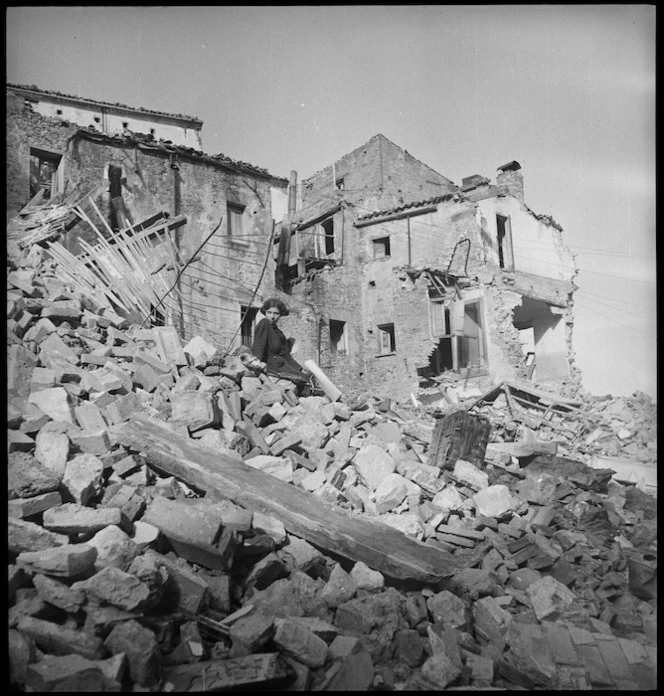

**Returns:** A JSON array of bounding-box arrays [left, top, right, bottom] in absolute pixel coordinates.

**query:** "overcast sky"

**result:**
[[6, 5, 656, 400]]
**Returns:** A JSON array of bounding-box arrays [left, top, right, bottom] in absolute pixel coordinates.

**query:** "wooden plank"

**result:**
[[118, 413, 460, 584], [160, 653, 294, 692]]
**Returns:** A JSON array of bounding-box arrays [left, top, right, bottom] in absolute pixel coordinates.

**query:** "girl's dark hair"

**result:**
[[260, 297, 289, 316]]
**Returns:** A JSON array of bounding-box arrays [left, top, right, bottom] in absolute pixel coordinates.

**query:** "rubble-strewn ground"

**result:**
[[7, 231, 657, 691]]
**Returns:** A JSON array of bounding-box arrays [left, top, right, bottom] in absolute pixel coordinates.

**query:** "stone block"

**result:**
[[8, 344, 38, 397], [527, 575, 576, 621], [320, 563, 358, 608], [88, 524, 141, 572], [244, 552, 288, 591], [431, 484, 465, 512], [104, 619, 160, 686], [133, 349, 172, 374], [32, 573, 86, 613], [103, 392, 141, 424], [8, 490, 63, 520], [473, 596, 513, 643], [8, 517, 69, 555], [393, 628, 423, 666], [504, 622, 557, 688], [374, 472, 411, 513], [9, 451, 62, 497], [350, 561, 385, 591], [152, 325, 187, 366], [273, 618, 329, 668], [417, 651, 461, 689], [183, 335, 218, 364], [170, 391, 219, 432], [270, 431, 302, 455], [252, 511, 287, 544], [73, 401, 107, 431], [245, 454, 293, 482], [396, 458, 445, 495], [278, 536, 324, 573], [352, 444, 396, 490], [453, 459, 489, 490], [39, 332, 79, 368], [43, 503, 128, 535], [73, 566, 151, 612], [33, 428, 70, 477], [229, 610, 275, 652], [25, 653, 127, 692], [142, 496, 228, 571], [69, 427, 112, 455], [17, 543, 97, 579], [30, 366, 56, 391], [17, 616, 107, 661], [325, 645, 374, 690], [28, 386, 75, 424], [427, 590, 468, 629], [301, 469, 327, 492], [8, 628, 36, 688], [473, 484, 515, 517], [62, 453, 105, 505]]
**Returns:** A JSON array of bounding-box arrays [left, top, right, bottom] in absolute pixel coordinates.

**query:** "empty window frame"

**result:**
[[496, 214, 514, 270], [322, 218, 335, 255], [335, 177, 345, 190], [329, 319, 348, 356], [377, 323, 396, 355], [372, 236, 391, 258], [428, 299, 485, 372], [240, 306, 258, 348], [29, 148, 62, 200], [227, 203, 245, 237]]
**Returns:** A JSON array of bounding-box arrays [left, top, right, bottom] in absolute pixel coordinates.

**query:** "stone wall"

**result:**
[[6, 92, 80, 216]]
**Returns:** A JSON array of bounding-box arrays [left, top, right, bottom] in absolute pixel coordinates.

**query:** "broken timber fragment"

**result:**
[[428, 410, 491, 470], [118, 413, 460, 583]]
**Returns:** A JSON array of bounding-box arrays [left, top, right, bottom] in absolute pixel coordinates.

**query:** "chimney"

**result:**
[[496, 161, 524, 203]]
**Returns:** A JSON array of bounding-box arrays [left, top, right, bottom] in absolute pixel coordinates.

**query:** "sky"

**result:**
[[6, 5, 656, 400]]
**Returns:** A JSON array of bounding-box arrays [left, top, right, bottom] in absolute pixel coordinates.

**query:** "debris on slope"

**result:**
[[6, 224, 657, 691]]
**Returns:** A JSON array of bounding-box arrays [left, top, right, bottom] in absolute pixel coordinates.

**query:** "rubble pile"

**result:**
[[7, 239, 658, 691]]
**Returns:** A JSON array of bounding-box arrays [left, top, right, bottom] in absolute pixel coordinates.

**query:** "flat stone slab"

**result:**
[[43, 503, 128, 535], [16, 543, 98, 578]]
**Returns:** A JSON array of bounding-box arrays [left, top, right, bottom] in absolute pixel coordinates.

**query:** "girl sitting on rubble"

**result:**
[[249, 297, 311, 393]]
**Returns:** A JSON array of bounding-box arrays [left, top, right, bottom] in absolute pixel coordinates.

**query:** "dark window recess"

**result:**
[[93, 116, 101, 124], [329, 319, 347, 356], [29, 149, 61, 200], [108, 164, 127, 230], [122, 121, 129, 129], [56, 109, 63, 115], [227, 203, 245, 237], [335, 177, 345, 190], [372, 236, 391, 258], [496, 214, 514, 270], [240, 306, 258, 347], [322, 218, 335, 255], [378, 323, 396, 354]]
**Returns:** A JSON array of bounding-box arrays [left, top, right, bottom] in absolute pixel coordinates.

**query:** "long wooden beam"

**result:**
[[118, 414, 460, 584]]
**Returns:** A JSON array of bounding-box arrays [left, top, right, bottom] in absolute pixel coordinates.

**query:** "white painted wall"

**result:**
[[29, 99, 202, 149], [477, 196, 576, 281]]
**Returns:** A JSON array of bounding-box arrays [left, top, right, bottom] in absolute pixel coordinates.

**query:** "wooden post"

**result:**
[[303, 359, 342, 402]]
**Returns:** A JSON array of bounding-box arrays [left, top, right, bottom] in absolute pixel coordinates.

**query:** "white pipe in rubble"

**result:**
[[303, 359, 342, 402]]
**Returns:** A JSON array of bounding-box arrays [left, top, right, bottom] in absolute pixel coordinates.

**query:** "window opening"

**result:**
[[421, 299, 485, 376], [94, 116, 101, 123], [335, 177, 345, 190], [227, 203, 245, 237], [322, 218, 335, 255], [122, 122, 129, 129], [240, 306, 258, 347], [496, 214, 514, 270], [329, 319, 348, 356], [372, 236, 391, 258], [378, 323, 396, 355], [56, 109, 63, 115], [29, 148, 62, 200]]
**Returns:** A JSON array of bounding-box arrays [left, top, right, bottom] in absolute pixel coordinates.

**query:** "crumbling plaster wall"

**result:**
[[477, 196, 576, 281], [286, 265, 364, 391], [6, 92, 80, 216], [64, 136, 279, 348]]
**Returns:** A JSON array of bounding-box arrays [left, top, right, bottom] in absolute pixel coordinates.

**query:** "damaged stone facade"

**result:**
[[6, 86, 289, 353], [283, 138, 580, 402]]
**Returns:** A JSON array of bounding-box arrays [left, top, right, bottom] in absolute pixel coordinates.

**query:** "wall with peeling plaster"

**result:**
[[6, 92, 80, 215]]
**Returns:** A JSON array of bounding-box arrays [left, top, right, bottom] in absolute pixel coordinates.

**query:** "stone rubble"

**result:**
[[6, 231, 658, 691]]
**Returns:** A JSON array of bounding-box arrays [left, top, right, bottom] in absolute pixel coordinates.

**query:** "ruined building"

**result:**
[[7, 86, 579, 402], [6, 84, 289, 350], [277, 134, 580, 401]]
